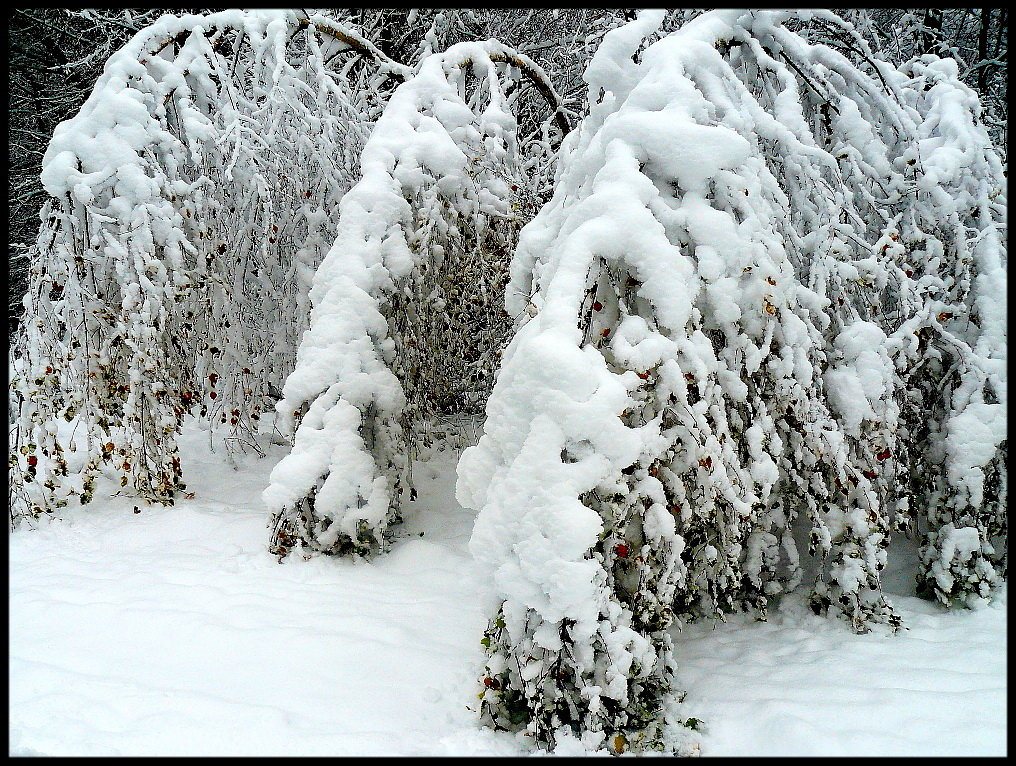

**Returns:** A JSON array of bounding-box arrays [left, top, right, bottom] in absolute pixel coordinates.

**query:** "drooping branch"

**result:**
[[303, 12, 571, 137], [476, 51, 572, 136], [295, 13, 414, 81]]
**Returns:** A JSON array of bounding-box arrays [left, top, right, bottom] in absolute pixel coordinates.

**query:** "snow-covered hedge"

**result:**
[[457, 9, 1005, 752], [263, 40, 566, 555], [10, 6, 1005, 755]]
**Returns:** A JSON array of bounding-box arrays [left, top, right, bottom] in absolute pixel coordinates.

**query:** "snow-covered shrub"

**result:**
[[263, 41, 568, 556], [892, 57, 1007, 606], [9, 10, 405, 521], [457, 9, 1005, 752]]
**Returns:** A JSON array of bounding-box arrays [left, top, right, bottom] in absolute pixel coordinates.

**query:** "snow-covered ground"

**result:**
[[9, 423, 1007, 756]]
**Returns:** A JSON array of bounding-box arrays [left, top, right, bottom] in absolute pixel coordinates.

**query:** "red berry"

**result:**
[[592, 301, 603, 311], [876, 448, 891, 461], [27, 455, 38, 467], [615, 544, 629, 558], [601, 328, 611, 337], [209, 391, 217, 399]]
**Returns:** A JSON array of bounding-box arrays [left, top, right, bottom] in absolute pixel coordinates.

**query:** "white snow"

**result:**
[[676, 583, 1007, 756], [9, 422, 1007, 756], [10, 424, 509, 757], [824, 321, 893, 437], [944, 401, 1007, 508]]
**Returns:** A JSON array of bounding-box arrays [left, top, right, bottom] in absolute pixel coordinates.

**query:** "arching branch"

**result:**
[[295, 14, 414, 81], [446, 48, 571, 136], [136, 11, 413, 83], [486, 51, 572, 136]]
